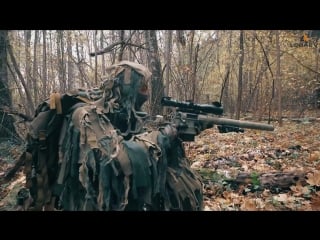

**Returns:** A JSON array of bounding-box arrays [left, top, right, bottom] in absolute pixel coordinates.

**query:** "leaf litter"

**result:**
[[187, 119, 320, 211]]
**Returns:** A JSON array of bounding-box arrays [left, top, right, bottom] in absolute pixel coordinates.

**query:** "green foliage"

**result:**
[[250, 171, 260, 188]]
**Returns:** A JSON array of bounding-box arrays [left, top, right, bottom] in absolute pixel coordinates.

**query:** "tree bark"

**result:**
[[164, 30, 172, 96], [93, 30, 98, 86], [7, 41, 35, 115], [32, 30, 39, 105], [145, 30, 164, 116], [118, 30, 125, 62], [276, 30, 282, 126], [0, 30, 21, 142], [236, 30, 244, 120], [191, 43, 199, 102], [42, 30, 48, 99], [220, 31, 232, 114], [100, 30, 105, 76], [67, 31, 74, 91], [24, 30, 31, 92], [57, 30, 66, 92]]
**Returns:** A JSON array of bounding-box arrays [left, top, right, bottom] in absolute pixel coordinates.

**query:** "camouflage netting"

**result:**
[[19, 61, 203, 211]]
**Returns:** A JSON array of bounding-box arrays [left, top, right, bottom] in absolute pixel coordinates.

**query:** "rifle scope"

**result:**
[[161, 97, 223, 115]]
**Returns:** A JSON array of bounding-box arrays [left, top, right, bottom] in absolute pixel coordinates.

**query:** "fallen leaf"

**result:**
[[310, 195, 320, 211], [308, 151, 320, 162], [273, 193, 288, 202], [306, 171, 320, 186], [240, 199, 257, 211]]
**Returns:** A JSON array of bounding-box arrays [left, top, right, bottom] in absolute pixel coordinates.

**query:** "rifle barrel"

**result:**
[[198, 115, 274, 131]]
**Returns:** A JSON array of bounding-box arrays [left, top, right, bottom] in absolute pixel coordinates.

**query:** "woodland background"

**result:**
[[1, 30, 320, 210], [0, 30, 320, 141]]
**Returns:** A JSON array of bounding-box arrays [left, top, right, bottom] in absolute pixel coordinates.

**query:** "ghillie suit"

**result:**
[[20, 61, 203, 211]]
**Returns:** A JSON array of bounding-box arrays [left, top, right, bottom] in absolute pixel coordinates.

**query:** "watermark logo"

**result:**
[[291, 33, 318, 48], [301, 33, 310, 42]]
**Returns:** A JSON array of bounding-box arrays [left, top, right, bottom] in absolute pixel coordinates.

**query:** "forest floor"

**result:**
[[1, 111, 320, 211]]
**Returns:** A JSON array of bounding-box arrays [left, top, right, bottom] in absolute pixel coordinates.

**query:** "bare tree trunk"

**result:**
[[221, 31, 233, 115], [75, 32, 84, 87], [0, 30, 20, 141], [191, 43, 199, 102], [276, 30, 282, 126], [100, 30, 105, 75], [188, 30, 195, 101], [175, 30, 186, 100], [86, 31, 92, 67], [57, 30, 66, 92], [246, 31, 258, 113], [24, 30, 32, 93], [7, 62, 28, 109], [244, 31, 256, 113], [118, 30, 125, 62], [32, 30, 39, 105], [42, 30, 48, 99], [75, 33, 91, 88], [145, 30, 164, 116], [164, 30, 172, 96], [94, 30, 98, 86], [7, 39, 35, 115], [67, 31, 74, 90], [236, 30, 244, 120], [49, 30, 56, 92], [110, 30, 117, 64]]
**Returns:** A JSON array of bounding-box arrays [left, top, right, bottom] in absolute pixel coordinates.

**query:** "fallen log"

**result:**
[[230, 171, 307, 189]]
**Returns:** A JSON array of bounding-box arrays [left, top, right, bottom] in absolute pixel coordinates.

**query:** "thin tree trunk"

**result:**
[[100, 30, 105, 75], [24, 30, 32, 93], [7, 62, 27, 109], [94, 30, 98, 86], [74, 31, 90, 88], [57, 30, 66, 92], [32, 30, 39, 105], [86, 31, 92, 67], [118, 30, 125, 62], [191, 43, 199, 102], [75, 32, 84, 87], [67, 31, 74, 90], [221, 31, 233, 115], [49, 30, 56, 92], [188, 30, 195, 101], [176, 30, 186, 100], [42, 30, 48, 100], [244, 31, 256, 113], [164, 30, 172, 96], [236, 30, 244, 120], [276, 30, 282, 126], [7, 41, 35, 115]]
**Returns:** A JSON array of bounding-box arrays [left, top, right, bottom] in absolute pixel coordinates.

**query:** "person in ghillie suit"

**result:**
[[18, 61, 203, 211]]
